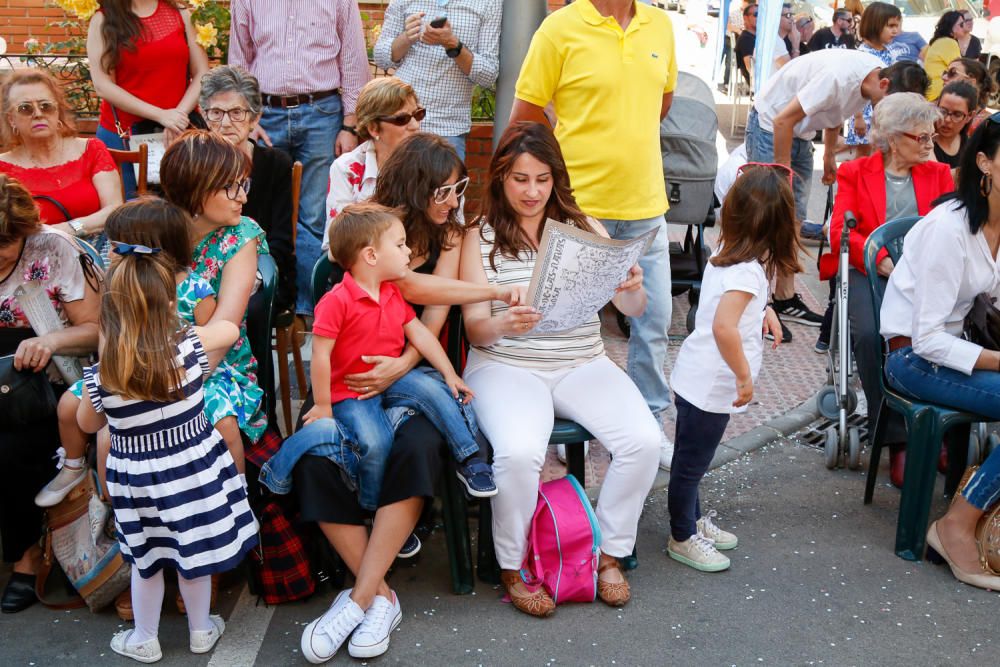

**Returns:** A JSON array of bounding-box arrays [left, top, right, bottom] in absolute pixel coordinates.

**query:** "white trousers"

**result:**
[[464, 354, 661, 569]]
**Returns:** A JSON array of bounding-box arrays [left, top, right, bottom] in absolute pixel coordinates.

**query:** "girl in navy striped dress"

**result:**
[[77, 236, 258, 663]]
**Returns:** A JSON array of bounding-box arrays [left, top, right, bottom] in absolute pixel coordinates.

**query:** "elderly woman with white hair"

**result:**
[[829, 92, 955, 488], [200, 65, 297, 314]]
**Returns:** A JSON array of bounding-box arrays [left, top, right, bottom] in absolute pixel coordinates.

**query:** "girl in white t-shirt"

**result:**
[[667, 164, 804, 572]]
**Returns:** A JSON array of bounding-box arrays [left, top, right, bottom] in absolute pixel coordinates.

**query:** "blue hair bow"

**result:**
[[111, 242, 162, 256]]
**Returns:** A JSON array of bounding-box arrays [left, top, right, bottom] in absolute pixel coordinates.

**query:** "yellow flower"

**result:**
[[195, 22, 218, 49], [72, 0, 99, 21], [189, 0, 207, 9]]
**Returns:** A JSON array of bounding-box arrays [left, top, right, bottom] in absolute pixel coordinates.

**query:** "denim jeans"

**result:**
[[885, 347, 1000, 510], [441, 134, 468, 162], [95, 125, 137, 200], [668, 394, 730, 541], [258, 94, 343, 315], [745, 108, 814, 222], [599, 215, 672, 419], [334, 367, 480, 510]]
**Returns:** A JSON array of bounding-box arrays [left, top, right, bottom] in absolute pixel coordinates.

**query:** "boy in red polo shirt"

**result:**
[[303, 203, 495, 509]]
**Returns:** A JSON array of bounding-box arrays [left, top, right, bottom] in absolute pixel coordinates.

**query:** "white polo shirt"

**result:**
[[670, 256, 769, 414], [754, 49, 884, 139]]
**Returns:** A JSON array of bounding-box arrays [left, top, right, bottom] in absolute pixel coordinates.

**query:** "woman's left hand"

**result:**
[[616, 264, 643, 293], [14, 335, 55, 372], [343, 354, 412, 399]]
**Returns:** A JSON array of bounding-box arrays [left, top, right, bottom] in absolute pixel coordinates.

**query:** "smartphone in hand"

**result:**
[[430, 16, 447, 28]]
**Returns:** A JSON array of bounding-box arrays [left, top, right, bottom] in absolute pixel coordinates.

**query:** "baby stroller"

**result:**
[[616, 72, 718, 336]]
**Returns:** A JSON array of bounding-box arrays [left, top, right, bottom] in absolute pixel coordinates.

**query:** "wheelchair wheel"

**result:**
[[817, 386, 840, 421], [824, 425, 839, 469], [847, 427, 862, 470]]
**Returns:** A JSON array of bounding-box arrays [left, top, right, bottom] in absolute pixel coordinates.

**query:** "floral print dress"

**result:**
[[191, 216, 269, 443]]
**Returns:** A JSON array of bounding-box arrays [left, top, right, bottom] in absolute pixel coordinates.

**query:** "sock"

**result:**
[[177, 574, 213, 633], [63, 457, 85, 470], [129, 568, 164, 644]]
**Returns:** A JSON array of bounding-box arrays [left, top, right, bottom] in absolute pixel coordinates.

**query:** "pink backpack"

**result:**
[[519, 475, 602, 604]]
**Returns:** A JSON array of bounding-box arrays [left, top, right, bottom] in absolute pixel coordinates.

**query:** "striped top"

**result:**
[[228, 0, 371, 111], [84, 330, 213, 454], [470, 222, 604, 370]]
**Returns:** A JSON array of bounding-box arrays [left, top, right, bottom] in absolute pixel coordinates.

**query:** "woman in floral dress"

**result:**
[[159, 131, 269, 467]]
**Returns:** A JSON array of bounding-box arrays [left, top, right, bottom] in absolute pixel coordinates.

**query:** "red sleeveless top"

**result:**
[[97, 1, 190, 133]]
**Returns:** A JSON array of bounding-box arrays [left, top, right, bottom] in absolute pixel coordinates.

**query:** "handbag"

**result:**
[[0, 353, 58, 428], [35, 471, 131, 612], [964, 293, 1000, 351], [110, 106, 207, 185], [953, 466, 1000, 575]]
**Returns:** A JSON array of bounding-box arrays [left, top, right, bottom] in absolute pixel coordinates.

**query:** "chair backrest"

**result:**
[[310, 254, 346, 308], [862, 215, 922, 332], [107, 144, 148, 200], [248, 253, 279, 425], [74, 237, 105, 270], [290, 161, 303, 248]]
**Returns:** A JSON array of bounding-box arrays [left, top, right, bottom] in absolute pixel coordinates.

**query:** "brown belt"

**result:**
[[263, 89, 339, 109], [888, 336, 912, 352]]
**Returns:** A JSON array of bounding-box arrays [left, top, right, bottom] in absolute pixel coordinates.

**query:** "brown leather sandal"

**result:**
[[500, 570, 556, 618], [597, 558, 631, 607]]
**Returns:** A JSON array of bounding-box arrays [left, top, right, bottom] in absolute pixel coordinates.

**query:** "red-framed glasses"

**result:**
[[736, 161, 795, 188]]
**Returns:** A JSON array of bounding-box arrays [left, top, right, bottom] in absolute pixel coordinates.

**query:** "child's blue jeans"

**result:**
[[334, 366, 480, 510], [668, 394, 731, 541]]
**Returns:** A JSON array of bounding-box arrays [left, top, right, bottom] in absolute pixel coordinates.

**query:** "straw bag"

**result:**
[[953, 467, 1000, 575]]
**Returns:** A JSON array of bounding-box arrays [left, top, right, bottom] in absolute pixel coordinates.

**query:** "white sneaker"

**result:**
[[300, 588, 365, 664], [34, 464, 87, 507], [668, 534, 731, 572], [658, 432, 675, 471], [555, 442, 589, 464], [697, 510, 738, 550], [110, 629, 163, 664], [190, 614, 225, 654], [348, 591, 402, 659]]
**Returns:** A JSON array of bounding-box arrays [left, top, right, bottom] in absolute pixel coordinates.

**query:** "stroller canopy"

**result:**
[[661, 71, 719, 185]]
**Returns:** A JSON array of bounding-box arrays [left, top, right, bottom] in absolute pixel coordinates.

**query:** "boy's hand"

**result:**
[[763, 306, 782, 349], [445, 375, 475, 404], [303, 403, 333, 426], [733, 376, 754, 408]]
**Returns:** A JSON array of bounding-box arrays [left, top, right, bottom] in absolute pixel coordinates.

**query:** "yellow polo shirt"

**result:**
[[515, 0, 677, 220]]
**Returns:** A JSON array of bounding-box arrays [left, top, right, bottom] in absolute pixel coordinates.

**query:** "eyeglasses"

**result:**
[[433, 176, 469, 204], [942, 67, 966, 81], [14, 100, 57, 117], [747, 11, 758, 16], [736, 162, 795, 188], [224, 178, 251, 200], [204, 107, 253, 123], [900, 131, 937, 145], [781, 12, 793, 18], [938, 108, 970, 122], [836, 15, 852, 22], [378, 107, 427, 126]]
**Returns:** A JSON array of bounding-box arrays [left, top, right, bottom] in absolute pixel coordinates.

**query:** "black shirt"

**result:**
[[933, 134, 966, 169], [964, 34, 982, 59], [807, 27, 856, 52], [243, 142, 297, 314], [736, 29, 756, 81]]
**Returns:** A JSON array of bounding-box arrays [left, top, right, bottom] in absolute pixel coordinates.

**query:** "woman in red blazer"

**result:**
[[828, 93, 955, 488]]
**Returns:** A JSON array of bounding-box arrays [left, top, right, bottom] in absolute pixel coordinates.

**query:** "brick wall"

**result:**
[[0, 0, 74, 49]]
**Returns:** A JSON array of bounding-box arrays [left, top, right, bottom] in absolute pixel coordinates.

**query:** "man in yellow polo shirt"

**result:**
[[511, 0, 678, 470]]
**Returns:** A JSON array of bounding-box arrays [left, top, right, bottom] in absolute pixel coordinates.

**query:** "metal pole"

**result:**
[[493, 0, 548, 148]]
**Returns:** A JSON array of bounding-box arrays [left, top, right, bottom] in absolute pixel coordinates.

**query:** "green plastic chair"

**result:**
[[310, 254, 345, 308], [863, 216, 991, 560], [247, 254, 279, 427]]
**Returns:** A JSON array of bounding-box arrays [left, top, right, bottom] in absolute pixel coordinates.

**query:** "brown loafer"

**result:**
[[597, 558, 631, 607], [115, 587, 133, 621], [500, 570, 555, 618]]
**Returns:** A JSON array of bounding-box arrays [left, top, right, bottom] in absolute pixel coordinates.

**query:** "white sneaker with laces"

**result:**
[[110, 629, 163, 664], [190, 614, 225, 654], [668, 534, 731, 572], [348, 591, 402, 658], [658, 432, 675, 471], [697, 510, 738, 550], [34, 464, 87, 507], [300, 588, 365, 664]]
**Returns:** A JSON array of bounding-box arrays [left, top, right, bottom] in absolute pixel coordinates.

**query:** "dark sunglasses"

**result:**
[[736, 161, 795, 188], [378, 107, 427, 126], [14, 100, 57, 117]]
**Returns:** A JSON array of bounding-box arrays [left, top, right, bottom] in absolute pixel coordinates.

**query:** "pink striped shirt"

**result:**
[[228, 0, 371, 113]]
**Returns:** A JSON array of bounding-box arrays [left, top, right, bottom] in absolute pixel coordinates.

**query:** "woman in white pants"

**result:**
[[460, 121, 661, 617]]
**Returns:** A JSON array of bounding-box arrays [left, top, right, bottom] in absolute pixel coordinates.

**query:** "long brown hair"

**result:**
[[0, 174, 42, 245], [712, 166, 804, 280], [372, 133, 465, 259], [104, 197, 192, 273], [99, 205, 185, 402], [99, 0, 183, 72], [480, 121, 591, 271]]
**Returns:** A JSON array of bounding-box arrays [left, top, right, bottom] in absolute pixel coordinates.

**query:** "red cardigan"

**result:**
[[829, 151, 954, 275]]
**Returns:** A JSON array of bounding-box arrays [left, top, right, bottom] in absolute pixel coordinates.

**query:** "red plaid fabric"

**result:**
[[246, 426, 283, 468], [248, 501, 315, 605]]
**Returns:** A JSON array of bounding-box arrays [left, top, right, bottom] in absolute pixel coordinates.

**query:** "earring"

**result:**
[[10, 125, 17, 135], [373, 134, 380, 141], [982, 172, 993, 197]]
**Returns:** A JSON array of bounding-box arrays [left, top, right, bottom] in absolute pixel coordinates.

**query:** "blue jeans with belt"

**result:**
[[257, 93, 343, 315], [885, 347, 1000, 511]]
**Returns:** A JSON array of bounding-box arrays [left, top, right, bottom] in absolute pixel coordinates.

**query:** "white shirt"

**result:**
[[754, 49, 884, 139], [880, 200, 1000, 375], [322, 140, 380, 251], [670, 256, 769, 414], [714, 143, 747, 205]]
